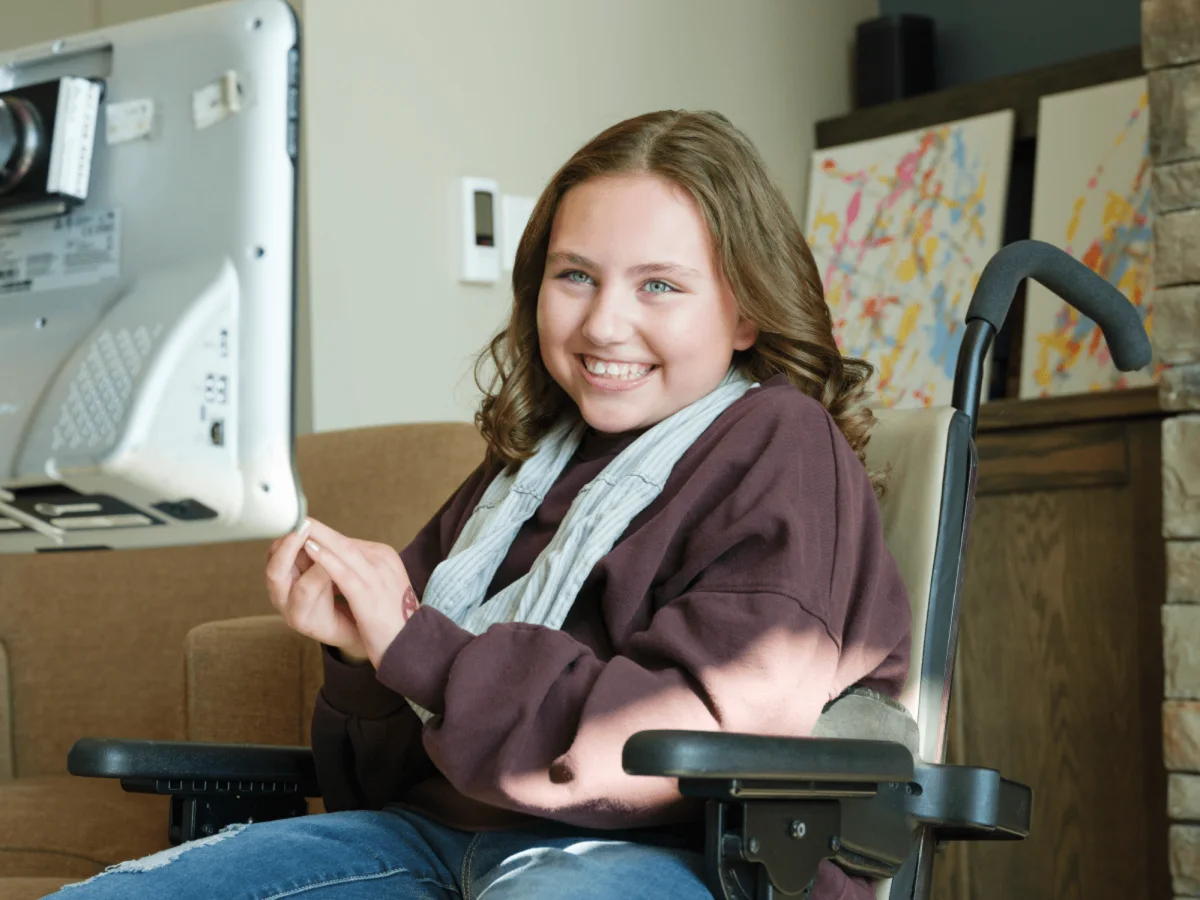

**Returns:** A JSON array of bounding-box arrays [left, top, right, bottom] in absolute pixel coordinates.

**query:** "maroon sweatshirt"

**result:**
[[311, 374, 912, 899]]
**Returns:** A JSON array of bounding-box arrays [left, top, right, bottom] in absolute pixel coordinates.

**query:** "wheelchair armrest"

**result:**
[[624, 730, 1032, 899], [68, 738, 321, 797], [912, 763, 1032, 840], [623, 729, 914, 786], [623, 730, 1031, 840]]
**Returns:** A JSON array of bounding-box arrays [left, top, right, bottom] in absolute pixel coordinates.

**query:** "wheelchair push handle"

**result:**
[[965, 239, 1152, 372]]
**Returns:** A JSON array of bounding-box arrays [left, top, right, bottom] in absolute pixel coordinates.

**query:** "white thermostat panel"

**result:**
[[460, 176, 499, 284]]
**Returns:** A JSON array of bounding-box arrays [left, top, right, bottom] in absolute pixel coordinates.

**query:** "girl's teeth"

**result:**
[[584, 357, 650, 379]]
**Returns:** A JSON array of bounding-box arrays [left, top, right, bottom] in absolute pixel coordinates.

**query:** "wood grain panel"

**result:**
[[938, 484, 1150, 900], [978, 388, 1163, 433], [974, 422, 1129, 495]]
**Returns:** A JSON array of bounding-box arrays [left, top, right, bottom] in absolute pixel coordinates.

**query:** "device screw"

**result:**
[[829, 836, 841, 853], [747, 837, 760, 854], [789, 820, 807, 840]]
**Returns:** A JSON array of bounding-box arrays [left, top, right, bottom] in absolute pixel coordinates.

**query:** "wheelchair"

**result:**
[[66, 240, 1153, 899]]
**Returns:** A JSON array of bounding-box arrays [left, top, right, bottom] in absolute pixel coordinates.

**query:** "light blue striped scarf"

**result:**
[[406, 367, 757, 721]]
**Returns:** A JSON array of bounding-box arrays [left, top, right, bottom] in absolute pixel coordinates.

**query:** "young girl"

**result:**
[[54, 110, 911, 899]]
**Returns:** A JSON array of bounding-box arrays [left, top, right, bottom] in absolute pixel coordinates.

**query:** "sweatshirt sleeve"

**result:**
[[309, 461, 492, 810], [372, 403, 911, 828]]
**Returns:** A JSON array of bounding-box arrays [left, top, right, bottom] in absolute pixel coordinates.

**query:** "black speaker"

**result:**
[[854, 15, 936, 109]]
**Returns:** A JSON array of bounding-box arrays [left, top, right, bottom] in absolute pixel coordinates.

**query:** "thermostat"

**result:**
[[460, 176, 499, 284]]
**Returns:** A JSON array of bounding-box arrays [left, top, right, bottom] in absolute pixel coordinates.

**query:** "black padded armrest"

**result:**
[[68, 738, 321, 797], [912, 764, 1032, 840], [623, 730, 913, 783]]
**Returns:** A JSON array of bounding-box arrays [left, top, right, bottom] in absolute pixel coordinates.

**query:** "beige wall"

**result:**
[[304, 0, 878, 432]]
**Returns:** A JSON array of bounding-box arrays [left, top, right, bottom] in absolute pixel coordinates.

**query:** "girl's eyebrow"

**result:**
[[546, 251, 703, 280], [628, 261, 703, 280]]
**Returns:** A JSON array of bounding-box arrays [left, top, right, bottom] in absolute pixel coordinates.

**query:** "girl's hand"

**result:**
[[266, 519, 369, 663], [300, 519, 421, 669]]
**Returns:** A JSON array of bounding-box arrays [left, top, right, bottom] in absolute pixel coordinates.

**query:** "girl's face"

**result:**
[[537, 173, 757, 434]]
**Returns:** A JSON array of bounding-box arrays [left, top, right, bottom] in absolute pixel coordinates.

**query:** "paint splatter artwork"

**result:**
[[804, 111, 1014, 408], [1019, 77, 1156, 398]]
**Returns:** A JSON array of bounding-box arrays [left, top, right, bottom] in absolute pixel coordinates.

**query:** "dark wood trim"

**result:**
[[977, 386, 1166, 433], [1127, 419, 1171, 900], [816, 46, 1145, 149], [974, 420, 1130, 495]]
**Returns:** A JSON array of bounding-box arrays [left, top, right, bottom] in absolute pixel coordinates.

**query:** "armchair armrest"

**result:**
[[623, 729, 1032, 900], [68, 738, 320, 844]]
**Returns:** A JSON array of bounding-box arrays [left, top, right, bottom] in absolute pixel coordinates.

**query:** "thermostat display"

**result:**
[[461, 177, 499, 283]]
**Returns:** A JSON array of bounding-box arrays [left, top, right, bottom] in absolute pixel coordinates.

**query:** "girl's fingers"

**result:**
[[265, 520, 313, 605], [303, 538, 368, 600], [305, 520, 372, 574], [286, 560, 335, 631]]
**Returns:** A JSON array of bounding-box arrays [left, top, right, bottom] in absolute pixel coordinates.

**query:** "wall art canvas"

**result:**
[[805, 110, 1014, 408], [1019, 76, 1155, 398]]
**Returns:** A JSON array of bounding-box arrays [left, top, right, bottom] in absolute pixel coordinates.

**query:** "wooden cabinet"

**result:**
[[933, 388, 1172, 900]]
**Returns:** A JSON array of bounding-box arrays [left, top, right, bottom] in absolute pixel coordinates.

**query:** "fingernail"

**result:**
[[306, 539, 320, 554], [297, 518, 311, 536]]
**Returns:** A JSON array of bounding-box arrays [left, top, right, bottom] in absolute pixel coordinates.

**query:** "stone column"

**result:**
[[1145, 1, 1200, 895]]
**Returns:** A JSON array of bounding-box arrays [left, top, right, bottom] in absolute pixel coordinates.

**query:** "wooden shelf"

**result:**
[[816, 45, 1145, 149], [976, 385, 1166, 432]]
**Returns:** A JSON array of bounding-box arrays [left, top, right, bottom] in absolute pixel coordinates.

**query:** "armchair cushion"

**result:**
[[0, 775, 167, 879], [0, 878, 80, 900], [185, 615, 323, 746], [0, 639, 12, 781]]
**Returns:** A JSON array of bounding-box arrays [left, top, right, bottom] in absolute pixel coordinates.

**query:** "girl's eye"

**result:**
[[561, 270, 594, 285], [643, 279, 676, 294]]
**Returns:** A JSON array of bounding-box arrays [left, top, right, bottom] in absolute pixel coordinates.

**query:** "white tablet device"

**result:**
[[0, 0, 304, 553]]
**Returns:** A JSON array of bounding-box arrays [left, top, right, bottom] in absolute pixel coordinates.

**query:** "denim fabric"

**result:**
[[46, 807, 711, 899]]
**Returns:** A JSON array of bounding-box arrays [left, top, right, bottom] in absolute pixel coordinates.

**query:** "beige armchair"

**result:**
[[0, 421, 485, 899]]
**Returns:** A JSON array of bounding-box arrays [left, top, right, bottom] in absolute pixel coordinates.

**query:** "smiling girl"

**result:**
[[55, 109, 911, 900]]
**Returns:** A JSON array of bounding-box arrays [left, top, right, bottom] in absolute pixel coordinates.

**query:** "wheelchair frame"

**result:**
[[67, 240, 1153, 899]]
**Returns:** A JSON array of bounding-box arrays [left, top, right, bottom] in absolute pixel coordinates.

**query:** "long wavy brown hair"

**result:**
[[474, 109, 881, 490]]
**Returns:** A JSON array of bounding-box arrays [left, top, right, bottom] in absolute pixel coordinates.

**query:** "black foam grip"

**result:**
[[966, 239, 1152, 372]]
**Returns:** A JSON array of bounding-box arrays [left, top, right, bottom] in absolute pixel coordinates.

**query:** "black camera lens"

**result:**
[[0, 96, 44, 195]]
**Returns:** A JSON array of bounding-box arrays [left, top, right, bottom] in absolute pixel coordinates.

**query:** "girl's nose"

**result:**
[[580, 287, 635, 347]]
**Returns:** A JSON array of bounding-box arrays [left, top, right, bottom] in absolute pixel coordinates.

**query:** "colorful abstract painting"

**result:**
[[804, 111, 1014, 408], [1019, 76, 1155, 398]]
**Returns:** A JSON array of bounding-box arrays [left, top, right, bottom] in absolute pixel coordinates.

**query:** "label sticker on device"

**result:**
[[106, 99, 156, 145], [0, 208, 121, 296]]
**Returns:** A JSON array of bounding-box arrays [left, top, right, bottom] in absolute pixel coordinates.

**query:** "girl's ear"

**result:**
[[733, 317, 758, 352]]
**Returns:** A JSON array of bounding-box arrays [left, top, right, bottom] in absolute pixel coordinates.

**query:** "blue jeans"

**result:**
[[47, 807, 711, 899]]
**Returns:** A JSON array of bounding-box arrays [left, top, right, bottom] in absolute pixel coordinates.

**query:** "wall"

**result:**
[[303, 0, 878, 432], [879, 0, 1141, 87]]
